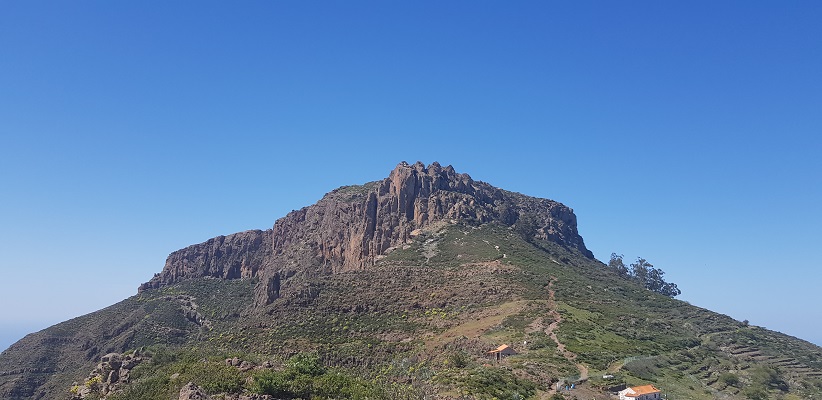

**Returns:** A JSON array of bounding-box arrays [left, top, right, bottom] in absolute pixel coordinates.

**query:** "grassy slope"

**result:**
[[2, 222, 821, 399]]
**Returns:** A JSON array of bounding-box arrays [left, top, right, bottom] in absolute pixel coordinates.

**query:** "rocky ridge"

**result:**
[[139, 161, 593, 306]]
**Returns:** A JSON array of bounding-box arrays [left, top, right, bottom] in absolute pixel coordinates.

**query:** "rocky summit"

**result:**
[[1, 162, 820, 400], [139, 161, 592, 306]]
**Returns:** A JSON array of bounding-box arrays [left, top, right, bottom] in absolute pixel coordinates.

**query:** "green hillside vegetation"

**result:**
[[2, 222, 821, 399]]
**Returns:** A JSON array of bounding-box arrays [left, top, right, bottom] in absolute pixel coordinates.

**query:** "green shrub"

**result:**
[[447, 350, 470, 368], [249, 370, 290, 396], [285, 353, 325, 376], [107, 375, 173, 400], [453, 366, 536, 399], [719, 372, 740, 387], [249, 364, 417, 399], [188, 361, 243, 394], [290, 374, 318, 398], [743, 386, 768, 400], [313, 372, 372, 398], [752, 366, 788, 392]]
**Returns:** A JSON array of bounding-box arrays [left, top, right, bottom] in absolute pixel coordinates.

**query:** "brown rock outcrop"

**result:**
[[178, 382, 210, 400], [139, 162, 593, 306], [71, 351, 145, 399], [139, 230, 272, 291]]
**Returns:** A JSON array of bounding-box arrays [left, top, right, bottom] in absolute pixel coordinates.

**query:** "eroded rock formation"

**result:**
[[139, 162, 593, 305], [71, 351, 145, 399]]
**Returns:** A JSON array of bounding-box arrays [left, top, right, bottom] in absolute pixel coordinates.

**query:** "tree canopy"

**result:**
[[607, 254, 681, 297]]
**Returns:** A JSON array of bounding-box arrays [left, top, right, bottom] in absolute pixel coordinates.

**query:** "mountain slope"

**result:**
[[1, 162, 820, 400]]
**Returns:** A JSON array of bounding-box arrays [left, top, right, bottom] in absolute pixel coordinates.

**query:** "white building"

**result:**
[[618, 385, 661, 400]]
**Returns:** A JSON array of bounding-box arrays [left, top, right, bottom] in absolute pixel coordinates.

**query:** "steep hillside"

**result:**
[[1, 162, 820, 400]]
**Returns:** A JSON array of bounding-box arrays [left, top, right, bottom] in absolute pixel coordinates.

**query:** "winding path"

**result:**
[[544, 277, 588, 385]]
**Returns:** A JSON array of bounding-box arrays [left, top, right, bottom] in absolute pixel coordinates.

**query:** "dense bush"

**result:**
[[446, 350, 470, 368], [742, 386, 768, 400], [248, 370, 290, 397], [189, 361, 244, 394], [285, 352, 325, 376]]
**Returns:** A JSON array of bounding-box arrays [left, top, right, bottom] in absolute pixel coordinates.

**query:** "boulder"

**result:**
[[101, 353, 123, 370], [179, 382, 211, 400]]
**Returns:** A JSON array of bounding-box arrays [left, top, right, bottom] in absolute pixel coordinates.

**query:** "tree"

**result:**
[[611, 255, 681, 298], [608, 253, 629, 277], [645, 263, 665, 292], [630, 257, 652, 286], [659, 281, 681, 297]]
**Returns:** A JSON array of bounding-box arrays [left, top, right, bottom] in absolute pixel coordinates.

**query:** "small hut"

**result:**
[[486, 344, 517, 361]]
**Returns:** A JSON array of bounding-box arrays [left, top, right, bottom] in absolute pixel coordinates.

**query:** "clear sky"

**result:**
[[1, 1, 820, 352]]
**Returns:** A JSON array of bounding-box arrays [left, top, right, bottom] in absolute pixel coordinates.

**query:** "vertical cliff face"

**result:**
[[139, 230, 272, 291], [139, 161, 593, 300], [265, 161, 505, 275]]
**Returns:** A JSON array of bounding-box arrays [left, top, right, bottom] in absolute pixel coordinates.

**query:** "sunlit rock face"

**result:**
[[139, 161, 593, 306]]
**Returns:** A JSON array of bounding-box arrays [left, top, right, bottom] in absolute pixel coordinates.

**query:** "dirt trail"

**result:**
[[606, 359, 626, 374], [424, 277, 590, 396], [424, 300, 529, 351], [544, 277, 588, 386]]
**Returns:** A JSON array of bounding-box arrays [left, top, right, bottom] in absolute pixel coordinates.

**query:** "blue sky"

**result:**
[[1, 1, 820, 351]]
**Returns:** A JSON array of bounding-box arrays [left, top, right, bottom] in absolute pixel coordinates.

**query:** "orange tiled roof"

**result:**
[[626, 385, 660, 396], [487, 344, 510, 353]]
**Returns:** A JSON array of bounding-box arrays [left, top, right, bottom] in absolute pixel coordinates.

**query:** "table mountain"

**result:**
[[139, 161, 592, 307], [1, 162, 820, 400]]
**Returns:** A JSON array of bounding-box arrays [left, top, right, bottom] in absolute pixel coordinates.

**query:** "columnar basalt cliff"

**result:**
[[139, 162, 593, 303]]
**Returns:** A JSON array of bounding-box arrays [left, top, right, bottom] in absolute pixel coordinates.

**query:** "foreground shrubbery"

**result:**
[[249, 353, 421, 399], [107, 347, 532, 400], [107, 349, 421, 400], [434, 364, 537, 399]]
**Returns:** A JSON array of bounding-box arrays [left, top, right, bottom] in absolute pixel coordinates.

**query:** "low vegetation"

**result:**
[[105, 350, 420, 400]]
